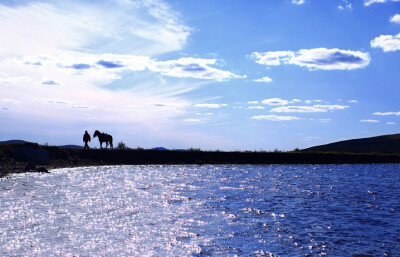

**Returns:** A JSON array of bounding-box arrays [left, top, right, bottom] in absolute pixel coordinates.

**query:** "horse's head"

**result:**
[[93, 130, 100, 138]]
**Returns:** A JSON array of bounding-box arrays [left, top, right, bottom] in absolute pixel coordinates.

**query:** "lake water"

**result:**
[[1, 164, 400, 256]]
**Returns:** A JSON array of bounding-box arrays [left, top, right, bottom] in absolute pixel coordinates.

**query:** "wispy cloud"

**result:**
[[371, 33, 400, 52], [248, 101, 259, 104], [253, 76, 273, 83], [387, 122, 396, 125], [251, 51, 294, 66], [338, 0, 352, 10], [304, 99, 323, 104], [251, 48, 370, 70], [194, 103, 228, 108], [291, 0, 306, 5], [70, 64, 91, 70], [2, 98, 21, 104], [248, 106, 265, 110], [364, 0, 400, 6], [270, 105, 349, 113], [373, 111, 400, 115], [184, 118, 201, 122], [390, 14, 400, 23], [195, 112, 214, 116], [251, 115, 300, 121], [0, 1, 191, 57], [361, 119, 380, 122], [304, 136, 320, 140], [41, 80, 59, 85], [96, 60, 124, 69], [149, 58, 245, 81], [319, 118, 331, 122], [22, 54, 242, 81], [261, 98, 289, 106]]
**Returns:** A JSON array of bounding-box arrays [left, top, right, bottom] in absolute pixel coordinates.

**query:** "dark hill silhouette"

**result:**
[[304, 133, 400, 154], [153, 147, 168, 151], [0, 140, 83, 149], [0, 140, 27, 145], [59, 145, 84, 149]]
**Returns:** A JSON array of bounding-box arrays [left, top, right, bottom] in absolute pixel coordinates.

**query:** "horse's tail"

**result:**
[[110, 135, 113, 149]]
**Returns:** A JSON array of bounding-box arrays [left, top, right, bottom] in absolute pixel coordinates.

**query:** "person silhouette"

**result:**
[[83, 130, 91, 149]]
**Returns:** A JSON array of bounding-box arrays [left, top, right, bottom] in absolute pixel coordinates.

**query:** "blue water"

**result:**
[[1, 164, 400, 256]]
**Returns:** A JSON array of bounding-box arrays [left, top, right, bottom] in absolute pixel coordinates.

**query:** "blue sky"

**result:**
[[1, 0, 400, 150]]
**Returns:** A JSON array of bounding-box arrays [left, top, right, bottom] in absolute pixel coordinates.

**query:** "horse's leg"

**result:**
[[100, 141, 103, 149]]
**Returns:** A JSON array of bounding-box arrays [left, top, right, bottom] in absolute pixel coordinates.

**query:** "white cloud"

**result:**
[[251, 48, 370, 70], [390, 14, 400, 23], [373, 111, 400, 115], [304, 99, 323, 104], [270, 105, 349, 113], [248, 106, 265, 110], [251, 115, 300, 121], [148, 57, 245, 81], [184, 118, 201, 122], [364, 0, 400, 6], [319, 118, 331, 122], [338, 4, 352, 10], [251, 51, 294, 66], [194, 103, 227, 109], [248, 101, 259, 104], [338, 0, 352, 10], [387, 122, 396, 125], [261, 98, 289, 106], [371, 33, 400, 52], [289, 48, 370, 70], [304, 136, 320, 140], [0, 1, 190, 57], [361, 119, 380, 122], [291, 0, 306, 5], [20, 53, 242, 81], [348, 100, 359, 103], [2, 98, 21, 104], [253, 76, 273, 83]]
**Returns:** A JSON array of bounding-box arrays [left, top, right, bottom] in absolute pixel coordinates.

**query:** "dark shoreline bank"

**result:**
[[2, 142, 400, 177]]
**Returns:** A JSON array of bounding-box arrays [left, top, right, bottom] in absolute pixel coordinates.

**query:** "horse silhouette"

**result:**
[[93, 130, 113, 149]]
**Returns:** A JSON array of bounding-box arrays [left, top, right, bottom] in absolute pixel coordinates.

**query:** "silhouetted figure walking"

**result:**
[[83, 130, 91, 149]]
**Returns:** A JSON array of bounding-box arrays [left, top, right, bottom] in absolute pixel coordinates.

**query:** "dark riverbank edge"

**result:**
[[2, 143, 400, 177]]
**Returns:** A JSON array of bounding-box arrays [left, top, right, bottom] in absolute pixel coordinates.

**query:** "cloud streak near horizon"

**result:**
[[251, 48, 370, 70], [270, 105, 349, 113], [364, 0, 400, 6]]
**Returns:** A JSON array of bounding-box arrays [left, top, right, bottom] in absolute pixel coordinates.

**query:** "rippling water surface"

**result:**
[[1, 164, 400, 256]]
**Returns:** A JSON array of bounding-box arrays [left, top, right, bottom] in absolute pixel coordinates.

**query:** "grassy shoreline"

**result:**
[[2, 142, 400, 177]]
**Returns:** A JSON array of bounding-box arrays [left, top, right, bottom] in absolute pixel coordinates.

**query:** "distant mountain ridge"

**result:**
[[0, 140, 83, 149], [58, 145, 84, 149], [0, 140, 28, 145], [304, 133, 400, 154]]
